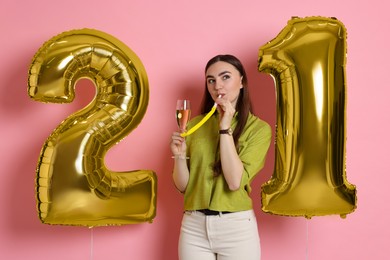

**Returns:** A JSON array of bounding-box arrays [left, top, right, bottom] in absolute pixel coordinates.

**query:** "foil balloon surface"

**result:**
[[28, 29, 157, 226], [258, 17, 357, 218]]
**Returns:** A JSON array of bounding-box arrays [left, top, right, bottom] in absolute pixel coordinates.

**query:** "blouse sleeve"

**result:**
[[238, 118, 272, 192]]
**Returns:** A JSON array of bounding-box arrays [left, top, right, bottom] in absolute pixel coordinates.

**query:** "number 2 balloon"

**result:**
[[28, 29, 157, 227]]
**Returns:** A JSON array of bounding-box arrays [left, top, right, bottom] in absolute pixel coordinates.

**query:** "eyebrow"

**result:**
[[206, 70, 232, 79]]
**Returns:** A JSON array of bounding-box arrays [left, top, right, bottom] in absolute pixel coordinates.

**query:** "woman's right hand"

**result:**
[[170, 132, 187, 157], [171, 131, 190, 193]]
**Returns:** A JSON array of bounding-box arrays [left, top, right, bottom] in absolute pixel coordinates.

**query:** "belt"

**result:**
[[196, 209, 232, 216]]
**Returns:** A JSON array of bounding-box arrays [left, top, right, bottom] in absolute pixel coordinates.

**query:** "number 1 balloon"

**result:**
[[258, 17, 357, 218], [28, 29, 157, 226]]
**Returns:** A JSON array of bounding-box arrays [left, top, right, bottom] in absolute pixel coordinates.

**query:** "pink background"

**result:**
[[0, 0, 388, 259]]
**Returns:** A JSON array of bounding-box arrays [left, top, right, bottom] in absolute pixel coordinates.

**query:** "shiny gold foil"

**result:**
[[28, 29, 157, 226], [258, 17, 356, 218]]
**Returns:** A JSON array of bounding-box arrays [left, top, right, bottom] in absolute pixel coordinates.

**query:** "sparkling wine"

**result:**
[[176, 109, 191, 131]]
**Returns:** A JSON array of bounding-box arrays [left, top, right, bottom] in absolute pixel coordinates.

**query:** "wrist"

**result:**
[[171, 154, 189, 160]]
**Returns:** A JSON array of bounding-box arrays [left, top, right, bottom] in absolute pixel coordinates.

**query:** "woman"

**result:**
[[170, 54, 271, 260]]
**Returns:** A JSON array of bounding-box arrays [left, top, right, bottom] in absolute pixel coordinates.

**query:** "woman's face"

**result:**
[[205, 61, 243, 108]]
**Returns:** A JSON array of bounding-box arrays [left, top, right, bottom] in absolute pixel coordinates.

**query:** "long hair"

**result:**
[[201, 54, 253, 176]]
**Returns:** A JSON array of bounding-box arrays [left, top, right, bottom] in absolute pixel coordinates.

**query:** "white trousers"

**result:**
[[178, 210, 261, 260]]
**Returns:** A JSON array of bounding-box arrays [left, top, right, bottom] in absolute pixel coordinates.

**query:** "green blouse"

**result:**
[[184, 112, 272, 212]]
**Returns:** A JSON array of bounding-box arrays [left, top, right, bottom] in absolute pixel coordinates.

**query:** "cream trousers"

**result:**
[[179, 210, 261, 260]]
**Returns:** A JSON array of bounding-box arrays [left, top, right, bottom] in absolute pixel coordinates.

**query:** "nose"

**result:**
[[214, 79, 223, 90]]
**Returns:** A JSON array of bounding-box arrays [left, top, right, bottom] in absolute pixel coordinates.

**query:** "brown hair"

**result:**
[[201, 54, 253, 176]]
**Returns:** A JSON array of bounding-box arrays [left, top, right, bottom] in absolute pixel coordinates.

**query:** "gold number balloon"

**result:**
[[258, 17, 357, 218], [28, 29, 157, 226]]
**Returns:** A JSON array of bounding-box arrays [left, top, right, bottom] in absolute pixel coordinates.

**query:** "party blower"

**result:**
[[180, 95, 221, 137]]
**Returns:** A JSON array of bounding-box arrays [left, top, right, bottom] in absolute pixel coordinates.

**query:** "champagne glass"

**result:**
[[176, 99, 191, 132]]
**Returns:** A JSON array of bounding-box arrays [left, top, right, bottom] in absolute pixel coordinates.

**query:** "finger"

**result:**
[[172, 135, 185, 143]]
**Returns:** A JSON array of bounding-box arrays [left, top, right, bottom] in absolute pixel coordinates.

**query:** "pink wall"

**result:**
[[0, 0, 388, 259]]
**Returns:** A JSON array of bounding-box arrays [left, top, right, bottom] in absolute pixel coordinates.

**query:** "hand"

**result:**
[[215, 96, 235, 129], [170, 131, 187, 156]]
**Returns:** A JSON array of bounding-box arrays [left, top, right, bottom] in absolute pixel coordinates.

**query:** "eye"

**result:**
[[222, 75, 231, 80], [207, 78, 215, 84]]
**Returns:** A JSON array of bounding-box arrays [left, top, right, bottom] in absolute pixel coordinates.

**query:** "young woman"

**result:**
[[170, 54, 272, 260]]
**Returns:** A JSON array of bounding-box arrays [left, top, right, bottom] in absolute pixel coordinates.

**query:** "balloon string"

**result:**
[[90, 228, 94, 260], [180, 96, 220, 137], [306, 219, 309, 260]]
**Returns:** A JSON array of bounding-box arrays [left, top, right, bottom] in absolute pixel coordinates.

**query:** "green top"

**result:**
[[184, 112, 272, 212]]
